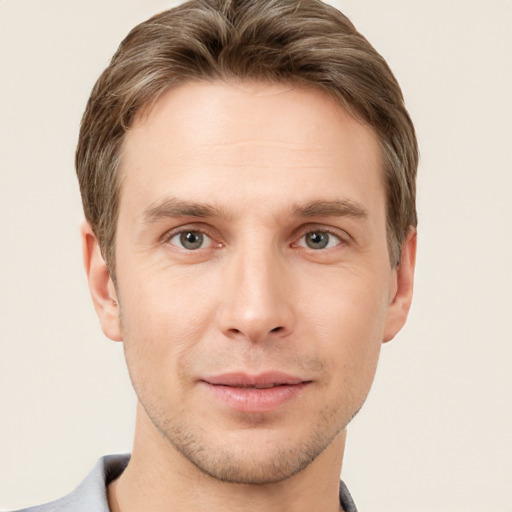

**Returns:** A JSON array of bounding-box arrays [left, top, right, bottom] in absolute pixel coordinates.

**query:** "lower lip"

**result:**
[[203, 382, 309, 413]]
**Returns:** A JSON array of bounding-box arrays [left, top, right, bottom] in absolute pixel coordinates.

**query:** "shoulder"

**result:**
[[8, 454, 130, 512]]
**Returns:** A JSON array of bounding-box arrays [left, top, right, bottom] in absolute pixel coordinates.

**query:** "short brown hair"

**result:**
[[76, 0, 418, 276]]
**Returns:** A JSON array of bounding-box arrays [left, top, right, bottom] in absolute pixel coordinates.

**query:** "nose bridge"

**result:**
[[218, 234, 293, 342]]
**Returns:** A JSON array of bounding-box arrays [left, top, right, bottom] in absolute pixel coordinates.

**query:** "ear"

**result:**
[[383, 229, 417, 343], [81, 222, 122, 342]]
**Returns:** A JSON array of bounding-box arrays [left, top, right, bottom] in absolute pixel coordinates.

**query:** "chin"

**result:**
[[175, 439, 324, 485], [158, 414, 346, 485]]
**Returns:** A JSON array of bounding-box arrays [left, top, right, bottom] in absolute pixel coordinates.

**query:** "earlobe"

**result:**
[[383, 229, 417, 343], [81, 222, 123, 342]]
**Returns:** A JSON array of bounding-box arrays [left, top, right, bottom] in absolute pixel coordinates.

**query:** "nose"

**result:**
[[216, 243, 295, 344]]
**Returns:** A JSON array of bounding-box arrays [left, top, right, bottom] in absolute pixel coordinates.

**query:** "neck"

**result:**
[[108, 403, 346, 512]]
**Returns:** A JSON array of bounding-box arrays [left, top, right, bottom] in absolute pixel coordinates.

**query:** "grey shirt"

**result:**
[[12, 454, 358, 512]]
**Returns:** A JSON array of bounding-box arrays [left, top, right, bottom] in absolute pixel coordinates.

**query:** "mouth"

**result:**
[[200, 372, 312, 413]]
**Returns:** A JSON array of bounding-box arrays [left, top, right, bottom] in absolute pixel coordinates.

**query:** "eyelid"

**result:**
[[169, 232, 212, 250], [292, 224, 351, 247], [161, 223, 221, 248]]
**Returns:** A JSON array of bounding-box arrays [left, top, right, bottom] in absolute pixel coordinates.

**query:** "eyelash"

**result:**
[[294, 228, 345, 250], [162, 225, 349, 252], [163, 225, 219, 251]]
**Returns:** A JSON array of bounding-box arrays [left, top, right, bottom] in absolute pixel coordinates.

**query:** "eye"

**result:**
[[298, 230, 342, 250], [169, 230, 212, 250]]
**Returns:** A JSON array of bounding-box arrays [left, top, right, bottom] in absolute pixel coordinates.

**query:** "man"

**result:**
[[15, 0, 417, 510]]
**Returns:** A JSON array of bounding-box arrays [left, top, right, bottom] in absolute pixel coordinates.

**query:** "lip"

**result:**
[[201, 372, 311, 413]]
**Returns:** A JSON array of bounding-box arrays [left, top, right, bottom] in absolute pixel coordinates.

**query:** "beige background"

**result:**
[[1, 1, 511, 511]]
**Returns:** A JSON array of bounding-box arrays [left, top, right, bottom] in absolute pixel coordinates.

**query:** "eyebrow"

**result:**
[[143, 198, 228, 223], [292, 199, 368, 220], [142, 197, 368, 224]]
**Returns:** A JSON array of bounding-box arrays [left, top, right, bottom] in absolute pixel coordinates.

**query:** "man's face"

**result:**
[[100, 81, 412, 484]]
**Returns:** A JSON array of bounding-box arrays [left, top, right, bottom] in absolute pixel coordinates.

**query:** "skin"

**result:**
[[83, 81, 416, 512]]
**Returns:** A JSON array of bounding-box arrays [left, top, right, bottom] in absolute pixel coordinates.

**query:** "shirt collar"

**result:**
[[30, 453, 357, 512]]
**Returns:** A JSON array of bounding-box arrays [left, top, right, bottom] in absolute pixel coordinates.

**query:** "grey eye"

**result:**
[[170, 231, 209, 250], [301, 231, 341, 250], [305, 232, 329, 249]]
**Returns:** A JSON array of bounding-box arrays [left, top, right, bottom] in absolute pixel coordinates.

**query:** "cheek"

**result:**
[[301, 271, 389, 384], [303, 265, 389, 337], [119, 259, 216, 331], [117, 269, 217, 384]]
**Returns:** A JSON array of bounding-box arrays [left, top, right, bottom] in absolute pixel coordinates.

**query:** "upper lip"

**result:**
[[202, 372, 309, 389]]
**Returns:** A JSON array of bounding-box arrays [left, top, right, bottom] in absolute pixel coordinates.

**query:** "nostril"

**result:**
[[225, 325, 286, 339]]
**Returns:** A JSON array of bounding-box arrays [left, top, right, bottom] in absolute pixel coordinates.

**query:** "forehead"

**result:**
[[118, 80, 383, 220]]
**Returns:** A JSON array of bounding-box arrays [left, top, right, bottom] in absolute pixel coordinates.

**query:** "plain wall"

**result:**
[[0, 1, 511, 511]]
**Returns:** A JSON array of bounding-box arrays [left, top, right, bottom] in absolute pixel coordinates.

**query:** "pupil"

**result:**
[[307, 232, 328, 249], [181, 231, 203, 249]]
